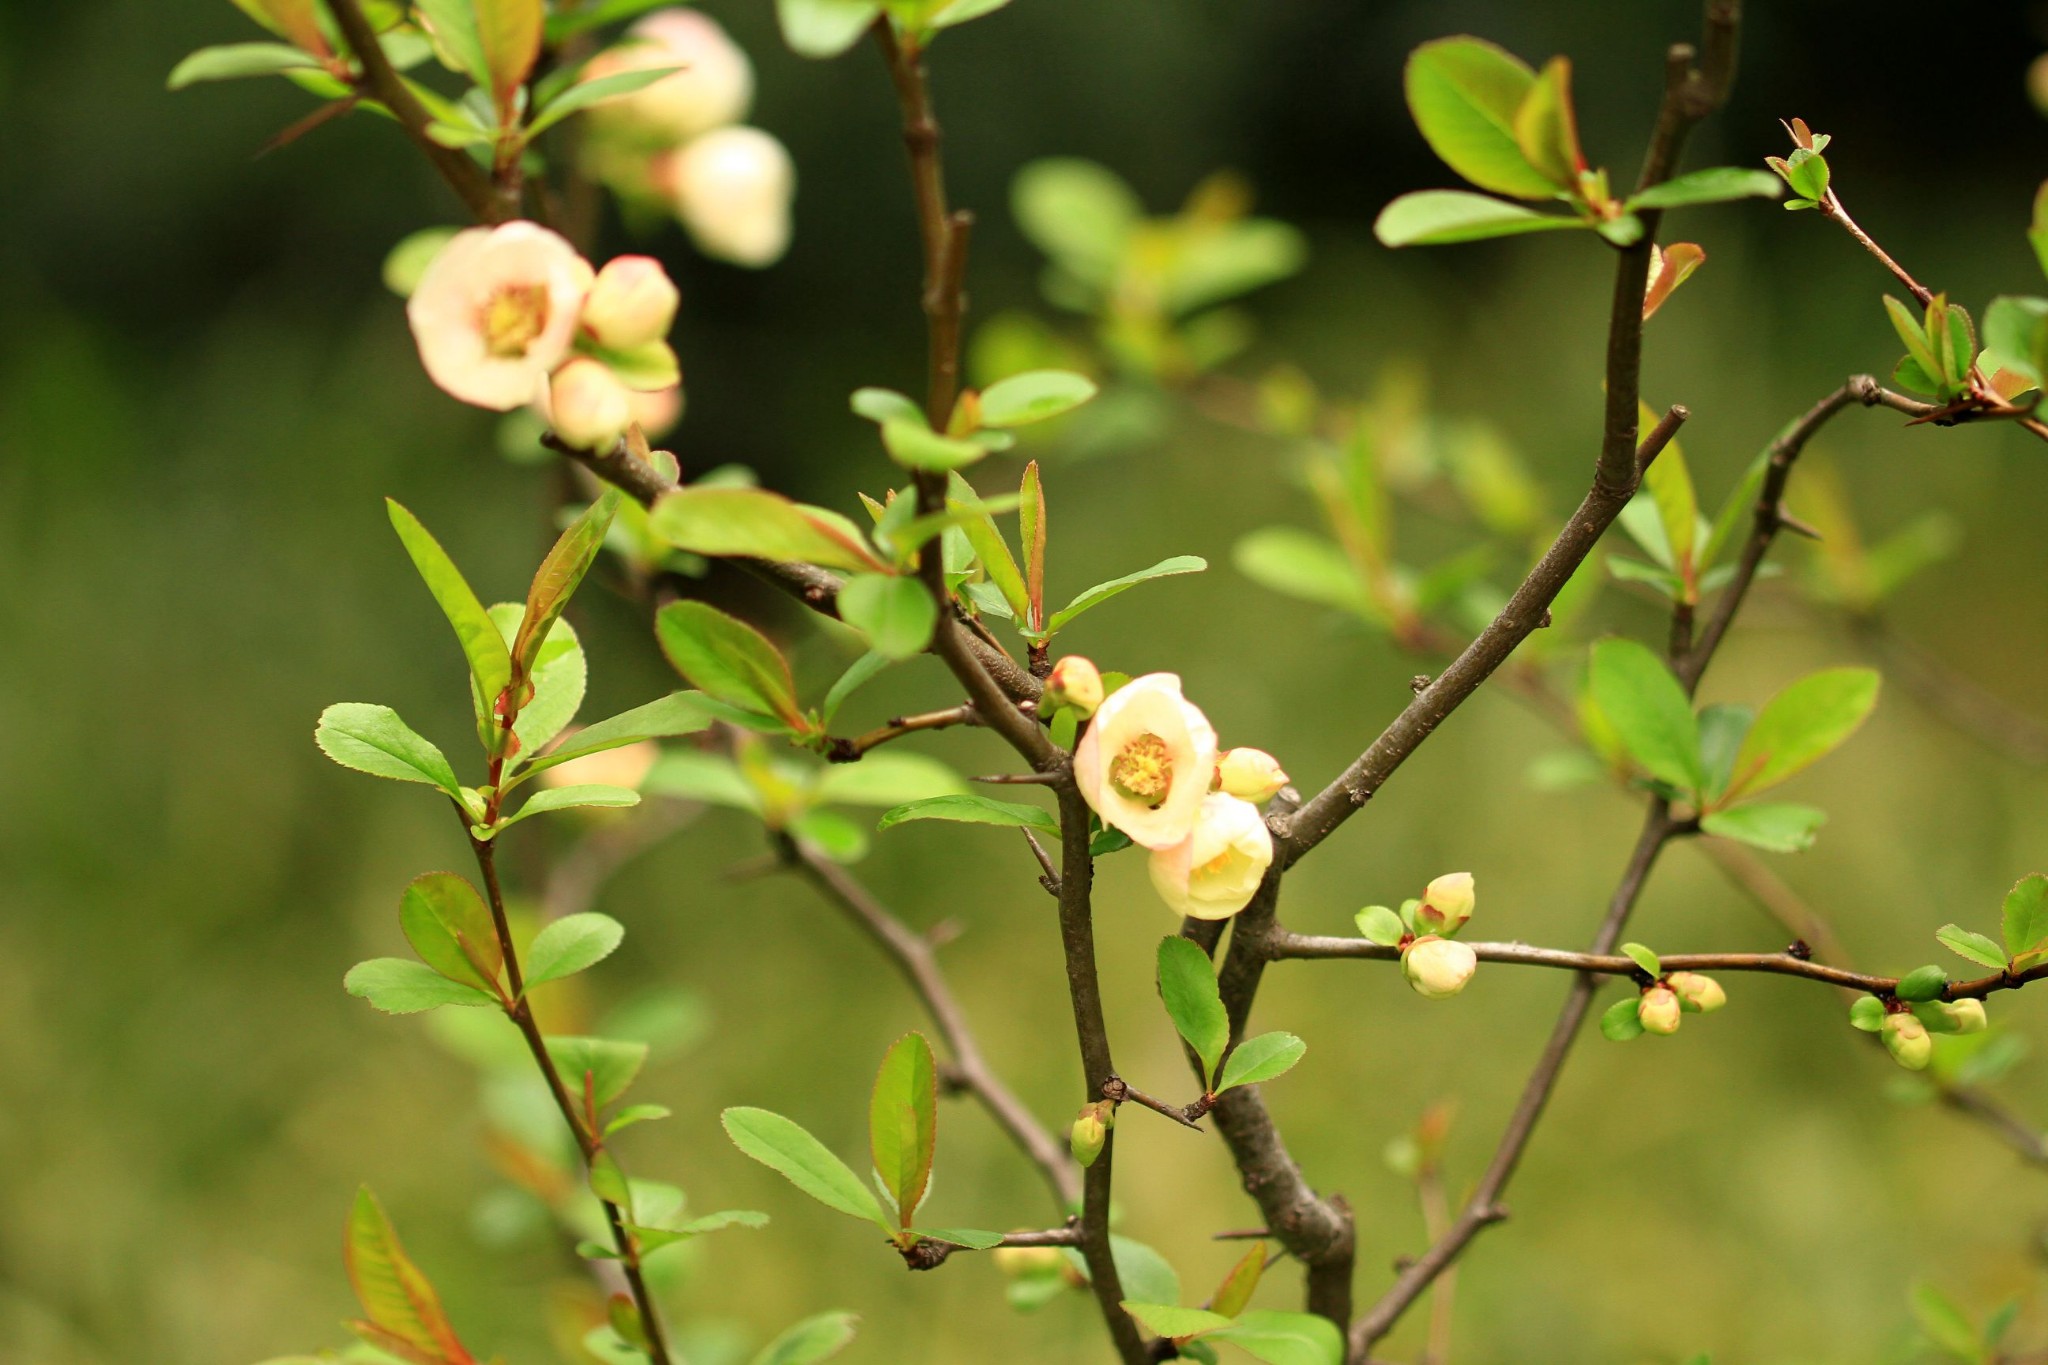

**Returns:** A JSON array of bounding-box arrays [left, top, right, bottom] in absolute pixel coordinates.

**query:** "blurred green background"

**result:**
[[10, 2, 2048, 1361]]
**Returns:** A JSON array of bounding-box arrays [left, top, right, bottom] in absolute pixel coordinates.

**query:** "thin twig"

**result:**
[[777, 833, 1080, 1209], [834, 704, 979, 760], [1103, 1076, 1207, 1130]]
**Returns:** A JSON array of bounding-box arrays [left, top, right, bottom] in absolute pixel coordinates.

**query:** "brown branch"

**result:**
[[321, 0, 512, 223], [776, 833, 1081, 1209], [468, 831, 672, 1365], [1818, 189, 1933, 305], [1102, 1076, 1207, 1130], [832, 704, 980, 760]]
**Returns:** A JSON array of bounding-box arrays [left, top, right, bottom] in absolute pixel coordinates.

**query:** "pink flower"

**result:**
[[581, 9, 753, 144], [1148, 793, 1273, 920], [406, 222, 593, 410], [1073, 672, 1217, 850], [665, 126, 795, 268]]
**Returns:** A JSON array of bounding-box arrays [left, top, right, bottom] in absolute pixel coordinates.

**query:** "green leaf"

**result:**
[[1600, 996, 1646, 1041], [2003, 874, 2048, 959], [1884, 295, 1941, 387], [526, 912, 626, 987], [513, 491, 620, 699], [605, 1103, 672, 1137], [1848, 996, 1887, 1032], [1896, 965, 1948, 1003], [168, 41, 321, 88], [547, 1035, 649, 1107], [1626, 167, 1783, 210], [1587, 639, 1703, 793], [851, 387, 925, 426], [882, 420, 990, 472], [1100, 1236, 1180, 1306], [876, 794, 1059, 836], [1217, 1032, 1307, 1093], [945, 475, 1030, 619], [650, 487, 885, 573], [515, 692, 717, 785], [1012, 157, 1140, 287], [345, 958, 497, 1014], [414, 0, 490, 87], [905, 1226, 1004, 1249], [1640, 418, 1698, 575], [1699, 802, 1826, 853], [1047, 555, 1206, 633], [1911, 1283, 1982, 1358], [381, 227, 461, 298], [345, 1187, 475, 1360], [1233, 528, 1371, 616], [1512, 56, 1581, 188], [1721, 668, 1880, 802], [1696, 702, 1753, 799], [1209, 1242, 1267, 1319], [474, 0, 542, 103], [870, 1032, 939, 1228], [978, 370, 1098, 426], [526, 62, 681, 137], [485, 603, 583, 757], [400, 870, 502, 991], [1209, 1310, 1347, 1365], [1157, 937, 1229, 1086], [822, 651, 892, 726], [1373, 190, 1588, 247], [774, 0, 881, 58], [1356, 905, 1406, 946], [1121, 1304, 1234, 1340], [1983, 295, 2048, 384], [722, 1107, 890, 1229], [1621, 942, 1661, 977], [1935, 924, 2007, 971], [315, 703, 462, 795], [838, 573, 939, 660], [813, 753, 967, 807], [751, 1311, 862, 1365], [656, 600, 804, 730], [1402, 38, 1555, 198], [490, 783, 640, 836], [642, 751, 759, 810]]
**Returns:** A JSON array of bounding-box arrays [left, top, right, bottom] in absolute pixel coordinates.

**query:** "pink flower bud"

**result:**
[[1044, 656, 1104, 718], [667, 126, 795, 268], [580, 9, 753, 144], [547, 358, 634, 451], [1401, 935, 1476, 1000], [1638, 985, 1682, 1035], [1883, 1012, 1932, 1070], [581, 255, 680, 350], [627, 384, 684, 440], [1667, 971, 1726, 1014], [1415, 872, 1475, 936], [1215, 747, 1289, 803]]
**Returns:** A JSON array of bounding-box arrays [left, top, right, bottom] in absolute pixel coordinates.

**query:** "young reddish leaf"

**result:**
[[1642, 242, 1706, 321], [1208, 1241, 1266, 1318], [649, 485, 889, 573], [229, 0, 330, 56], [475, 0, 543, 111], [1020, 461, 1047, 630], [869, 1032, 939, 1228], [1512, 56, 1585, 189], [512, 490, 621, 704], [344, 1188, 478, 1365], [399, 871, 503, 991]]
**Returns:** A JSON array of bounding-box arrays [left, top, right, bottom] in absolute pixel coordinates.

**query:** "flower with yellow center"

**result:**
[[407, 222, 593, 410], [1148, 793, 1273, 920], [1072, 672, 1216, 849]]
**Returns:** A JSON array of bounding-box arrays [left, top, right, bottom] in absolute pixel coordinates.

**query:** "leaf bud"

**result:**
[[581, 255, 681, 350], [1069, 1101, 1114, 1167]]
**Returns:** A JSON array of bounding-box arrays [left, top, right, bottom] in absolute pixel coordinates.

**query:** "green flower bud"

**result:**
[[1883, 1011, 1932, 1070], [1637, 985, 1682, 1035], [1943, 997, 1988, 1034], [1667, 971, 1726, 1013], [1069, 1101, 1114, 1167]]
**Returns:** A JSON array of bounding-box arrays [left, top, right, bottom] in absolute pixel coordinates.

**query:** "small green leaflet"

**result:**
[[1934, 924, 2006, 971], [1600, 996, 1645, 1041], [1719, 667, 1879, 803], [400, 870, 501, 991], [387, 499, 513, 714], [1356, 906, 1406, 946], [1624, 167, 1782, 210], [1895, 965, 1947, 1002], [750, 1310, 861, 1365], [1374, 190, 1587, 247], [1621, 942, 1661, 976], [1209, 1310, 1347, 1365], [978, 370, 1098, 426], [838, 573, 939, 659], [908, 1227, 1005, 1249], [1587, 638, 1703, 793], [1122, 1303, 1234, 1339], [1046, 556, 1206, 634], [315, 703, 462, 795], [877, 794, 1059, 836], [345, 959, 496, 1014], [547, 1036, 648, 1107], [2002, 874, 2048, 960], [1698, 803, 1826, 853], [1216, 1032, 1306, 1093], [722, 1107, 890, 1230], [168, 41, 322, 88], [1848, 996, 1886, 1032], [775, 0, 881, 59], [485, 783, 640, 838], [1402, 37, 1557, 199], [1156, 937, 1229, 1087], [512, 691, 718, 786], [656, 600, 804, 729], [526, 912, 626, 987]]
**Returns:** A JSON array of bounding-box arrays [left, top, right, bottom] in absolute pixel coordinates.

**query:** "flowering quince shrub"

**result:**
[[172, 2, 2048, 1363]]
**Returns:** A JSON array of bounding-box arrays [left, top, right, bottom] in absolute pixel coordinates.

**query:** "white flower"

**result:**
[[546, 357, 634, 450], [406, 222, 593, 410], [581, 255, 680, 350], [1072, 672, 1217, 850], [1148, 793, 1273, 920], [1215, 747, 1289, 803], [1402, 936, 1476, 999], [1415, 871, 1474, 935], [581, 8, 753, 144], [666, 126, 796, 268]]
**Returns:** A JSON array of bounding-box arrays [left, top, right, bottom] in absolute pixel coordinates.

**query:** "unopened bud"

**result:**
[[1069, 1101, 1113, 1167], [1401, 935, 1476, 1000], [1415, 872, 1475, 936], [992, 1244, 1063, 1278], [1883, 1011, 1932, 1070], [1216, 747, 1289, 803], [1045, 656, 1104, 718], [547, 357, 633, 451], [1667, 971, 1726, 1014], [582, 255, 680, 350], [667, 126, 795, 268], [1943, 997, 1988, 1034], [1638, 985, 1682, 1035]]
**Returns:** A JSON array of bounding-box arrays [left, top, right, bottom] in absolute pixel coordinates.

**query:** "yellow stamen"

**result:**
[[479, 283, 550, 358], [1108, 733, 1174, 807]]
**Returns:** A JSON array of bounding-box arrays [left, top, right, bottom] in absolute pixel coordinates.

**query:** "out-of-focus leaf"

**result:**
[[1374, 191, 1586, 247], [345, 1188, 479, 1363], [650, 486, 886, 573]]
